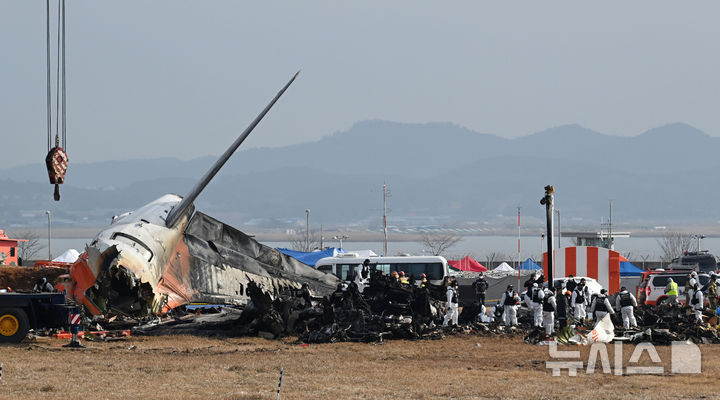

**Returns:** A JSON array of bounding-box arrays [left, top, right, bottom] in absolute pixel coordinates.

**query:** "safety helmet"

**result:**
[[391, 271, 398, 277], [507, 284, 513, 290], [399, 271, 405, 276], [420, 273, 426, 278]]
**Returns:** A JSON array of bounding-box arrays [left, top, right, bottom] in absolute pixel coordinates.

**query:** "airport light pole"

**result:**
[[540, 186, 554, 281], [45, 210, 51, 260], [305, 209, 310, 251], [333, 235, 349, 249], [555, 209, 561, 249], [693, 234, 706, 252]]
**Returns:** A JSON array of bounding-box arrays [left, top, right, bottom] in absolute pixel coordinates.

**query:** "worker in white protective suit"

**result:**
[[443, 280, 460, 327], [499, 285, 520, 326], [479, 305, 495, 323], [690, 283, 704, 324], [542, 286, 557, 336], [571, 279, 590, 322], [530, 283, 545, 327], [353, 258, 371, 293], [615, 286, 638, 329], [589, 289, 615, 322]]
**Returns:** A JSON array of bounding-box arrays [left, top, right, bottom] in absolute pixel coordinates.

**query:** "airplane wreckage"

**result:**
[[68, 72, 340, 319]]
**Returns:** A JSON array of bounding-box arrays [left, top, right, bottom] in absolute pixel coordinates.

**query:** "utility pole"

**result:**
[[383, 183, 389, 256], [305, 209, 310, 251], [540, 186, 554, 282], [320, 225, 324, 250], [517, 207, 521, 291], [555, 209, 561, 249], [608, 201, 613, 250]]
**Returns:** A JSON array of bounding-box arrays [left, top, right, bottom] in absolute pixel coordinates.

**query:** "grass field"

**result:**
[[1, 334, 719, 399]]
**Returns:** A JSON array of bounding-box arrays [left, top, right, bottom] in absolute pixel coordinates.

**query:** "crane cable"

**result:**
[[45, 0, 51, 151], [61, 0, 66, 150], [45, 0, 69, 201]]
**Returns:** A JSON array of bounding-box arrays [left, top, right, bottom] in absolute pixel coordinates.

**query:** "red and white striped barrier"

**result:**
[[69, 313, 81, 325], [543, 246, 621, 293]]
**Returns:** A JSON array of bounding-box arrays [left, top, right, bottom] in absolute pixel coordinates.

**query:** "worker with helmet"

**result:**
[[499, 284, 520, 326], [707, 275, 718, 310], [418, 273, 428, 288], [391, 270, 399, 284], [615, 286, 638, 329], [665, 277, 679, 305], [399, 271, 410, 285], [443, 280, 460, 327]]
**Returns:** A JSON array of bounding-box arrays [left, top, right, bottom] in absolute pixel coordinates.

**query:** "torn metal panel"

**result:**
[[162, 212, 338, 309]]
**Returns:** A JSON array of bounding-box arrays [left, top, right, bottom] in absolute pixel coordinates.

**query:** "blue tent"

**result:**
[[620, 261, 644, 277], [276, 247, 344, 267], [518, 257, 542, 270]]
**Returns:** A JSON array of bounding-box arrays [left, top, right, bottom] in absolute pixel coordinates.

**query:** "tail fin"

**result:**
[[165, 71, 300, 227]]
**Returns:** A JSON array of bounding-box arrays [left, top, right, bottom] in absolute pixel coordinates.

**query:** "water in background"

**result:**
[[41, 236, 720, 264]]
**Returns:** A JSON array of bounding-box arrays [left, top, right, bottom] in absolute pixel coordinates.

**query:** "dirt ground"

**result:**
[[0, 334, 719, 400], [0, 266, 67, 291]]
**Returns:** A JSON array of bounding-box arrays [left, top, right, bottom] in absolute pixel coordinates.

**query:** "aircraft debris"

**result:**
[[69, 72, 341, 319]]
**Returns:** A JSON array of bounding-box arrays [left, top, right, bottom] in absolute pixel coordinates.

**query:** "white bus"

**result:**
[[315, 253, 450, 285]]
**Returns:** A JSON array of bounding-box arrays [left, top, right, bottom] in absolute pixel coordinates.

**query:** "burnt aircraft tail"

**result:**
[[165, 71, 300, 228]]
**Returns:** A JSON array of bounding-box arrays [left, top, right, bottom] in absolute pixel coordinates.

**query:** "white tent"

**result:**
[[52, 249, 80, 263], [494, 262, 515, 272]]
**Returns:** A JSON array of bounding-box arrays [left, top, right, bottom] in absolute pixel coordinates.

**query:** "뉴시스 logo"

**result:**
[[546, 341, 701, 376]]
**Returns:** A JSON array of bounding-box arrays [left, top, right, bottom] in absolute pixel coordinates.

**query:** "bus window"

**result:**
[[317, 265, 332, 274], [424, 263, 444, 280], [374, 264, 391, 275], [336, 264, 353, 281], [389, 263, 444, 280]]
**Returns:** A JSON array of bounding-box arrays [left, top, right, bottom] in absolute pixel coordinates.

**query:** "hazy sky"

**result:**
[[2, 1, 719, 169]]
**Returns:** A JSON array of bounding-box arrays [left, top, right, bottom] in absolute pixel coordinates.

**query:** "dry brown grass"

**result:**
[[0, 334, 719, 399]]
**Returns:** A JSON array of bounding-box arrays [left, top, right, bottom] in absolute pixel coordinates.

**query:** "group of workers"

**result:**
[[352, 259, 429, 293], [665, 271, 720, 323], [338, 257, 720, 338], [497, 273, 640, 337]]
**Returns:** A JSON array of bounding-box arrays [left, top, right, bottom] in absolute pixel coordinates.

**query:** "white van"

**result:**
[[315, 254, 450, 285]]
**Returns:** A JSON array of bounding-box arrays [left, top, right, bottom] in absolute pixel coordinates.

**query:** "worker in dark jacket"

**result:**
[[472, 273, 489, 305], [589, 289, 615, 322], [565, 275, 577, 293], [33, 277, 55, 292], [555, 282, 569, 329]]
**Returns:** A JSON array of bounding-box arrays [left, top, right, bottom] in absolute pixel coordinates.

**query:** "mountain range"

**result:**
[[2, 121, 719, 229]]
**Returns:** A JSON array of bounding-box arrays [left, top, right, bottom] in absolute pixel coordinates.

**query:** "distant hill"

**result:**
[[2, 121, 720, 228]]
